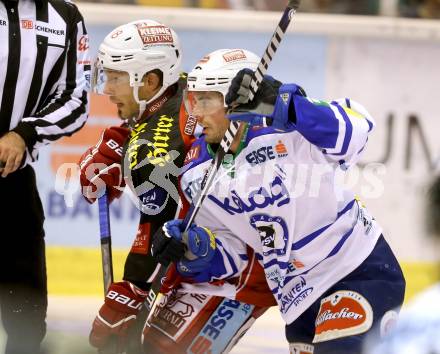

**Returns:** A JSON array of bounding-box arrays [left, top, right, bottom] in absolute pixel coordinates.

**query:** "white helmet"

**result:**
[[93, 19, 182, 116], [186, 48, 260, 106]]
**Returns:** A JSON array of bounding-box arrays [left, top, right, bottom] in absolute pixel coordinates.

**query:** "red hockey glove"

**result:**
[[79, 126, 129, 204], [89, 281, 147, 352]]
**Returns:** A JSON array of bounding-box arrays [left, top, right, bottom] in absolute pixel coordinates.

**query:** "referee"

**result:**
[[0, 0, 89, 353]]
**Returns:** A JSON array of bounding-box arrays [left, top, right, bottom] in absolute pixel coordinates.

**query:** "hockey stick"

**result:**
[[143, 0, 301, 316], [97, 193, 123, 353], [98, 192, 114, 294]]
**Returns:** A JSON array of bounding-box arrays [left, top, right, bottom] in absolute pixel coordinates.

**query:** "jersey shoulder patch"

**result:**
[[183, 138, 210, 168]]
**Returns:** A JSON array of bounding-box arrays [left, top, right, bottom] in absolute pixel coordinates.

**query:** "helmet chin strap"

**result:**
[[131, 85, 147, 124], [132, 84, 168, 122]]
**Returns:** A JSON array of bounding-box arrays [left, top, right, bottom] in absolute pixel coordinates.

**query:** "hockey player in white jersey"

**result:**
[[152, 48, 406, 354]]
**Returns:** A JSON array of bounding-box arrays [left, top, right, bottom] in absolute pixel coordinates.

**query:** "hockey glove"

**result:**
[[79, 126, 129, 204], [89, 281, 147, 353], [151, 220, 186, 267], [225, 68, 306, 130], [152, 220, 218, 281]]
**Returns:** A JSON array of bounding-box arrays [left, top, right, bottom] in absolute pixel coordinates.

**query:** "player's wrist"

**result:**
[[12, 121, 37, 150]]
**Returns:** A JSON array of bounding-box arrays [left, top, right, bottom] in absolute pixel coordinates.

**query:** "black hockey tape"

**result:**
[[289, 0, 301, 10]]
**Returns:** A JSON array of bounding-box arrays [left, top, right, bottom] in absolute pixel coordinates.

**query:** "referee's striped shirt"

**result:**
[[0, 0, 90, 165]]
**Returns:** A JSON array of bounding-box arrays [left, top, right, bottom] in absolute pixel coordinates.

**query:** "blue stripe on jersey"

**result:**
[[322, 102, 353, 156], [327, 226, 354, 257], [264, 258, 291, 270], [264, 248, 292, 257], [336, 102, 353, 156], [216, 239, 239, 276], [208, 250, 229, 280], [278, 226, 356, 292], [337, 199, 356, 217], [292, 223, 332, 251], [295, 96, 339, 149], [291, 199, 355, 251], [365, 118, 374, 132]]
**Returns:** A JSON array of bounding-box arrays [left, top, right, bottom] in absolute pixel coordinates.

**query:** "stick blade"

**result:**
[[288, 0, 301, 10]]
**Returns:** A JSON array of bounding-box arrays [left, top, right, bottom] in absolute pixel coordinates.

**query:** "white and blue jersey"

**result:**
[[180, 95, 382, 324]]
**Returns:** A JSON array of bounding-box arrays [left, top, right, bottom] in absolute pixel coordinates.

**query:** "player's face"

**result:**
[[185, 91, 229, 144], [103, 70, 139, 120]]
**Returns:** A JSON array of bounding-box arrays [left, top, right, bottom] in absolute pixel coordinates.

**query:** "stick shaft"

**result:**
[[98, 193, 114, 295]]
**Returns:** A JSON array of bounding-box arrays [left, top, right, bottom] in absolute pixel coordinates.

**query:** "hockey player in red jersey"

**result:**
[[79, 22, 274, 353], [79, 19, 194, 353]]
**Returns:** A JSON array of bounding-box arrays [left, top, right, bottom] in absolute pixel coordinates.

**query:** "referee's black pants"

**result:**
[[0, 166, 47, 354]]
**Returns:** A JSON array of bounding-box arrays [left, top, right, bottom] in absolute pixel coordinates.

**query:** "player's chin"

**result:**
[[204, 133, 221, 144], [117, 109, 130, 121]]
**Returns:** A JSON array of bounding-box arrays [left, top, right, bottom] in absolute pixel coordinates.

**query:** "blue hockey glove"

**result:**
[[177, 223, 217, 278], [151, 219, 217, 279], [225, 68, 306, 130]]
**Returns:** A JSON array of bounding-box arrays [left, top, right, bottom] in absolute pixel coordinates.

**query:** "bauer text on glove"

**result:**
[[89, 281, 147, 352]]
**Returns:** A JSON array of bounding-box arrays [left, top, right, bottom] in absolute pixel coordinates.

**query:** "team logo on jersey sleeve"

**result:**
[[184, 145, 200, 165], [313, 291, 373, 343], [250, 214, 289, 256]]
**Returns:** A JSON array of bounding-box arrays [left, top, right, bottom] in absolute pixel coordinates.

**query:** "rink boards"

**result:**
[[33, 7, 440, 299]]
